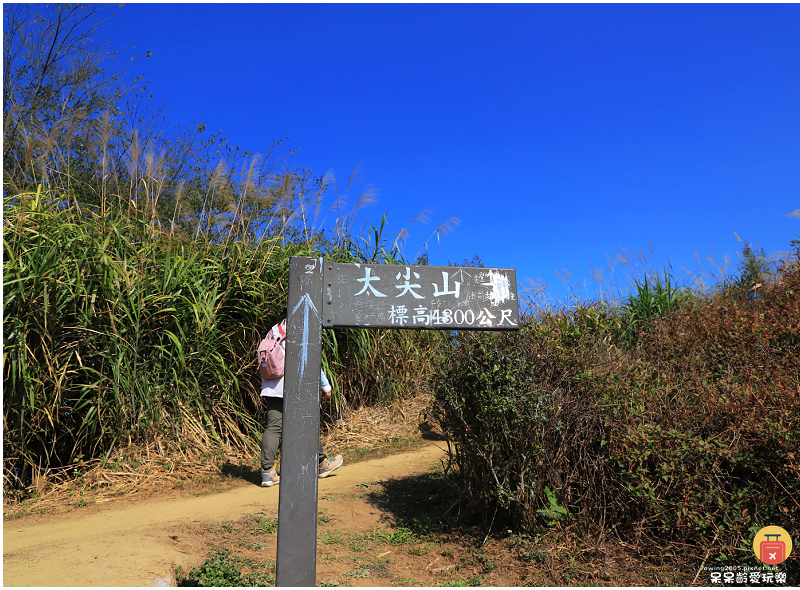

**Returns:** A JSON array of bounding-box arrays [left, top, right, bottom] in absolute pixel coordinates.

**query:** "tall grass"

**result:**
[[3, 187, 292, 488], [2, 176, 447, 494], [3, 5, 450, 496]]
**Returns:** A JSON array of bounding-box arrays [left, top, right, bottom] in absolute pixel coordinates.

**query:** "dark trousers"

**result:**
[[260, 396, 325, 471]]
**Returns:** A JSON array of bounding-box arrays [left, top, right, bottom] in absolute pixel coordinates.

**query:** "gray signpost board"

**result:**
[[322, 262, 519, 330], [276, 257, 519, 586]]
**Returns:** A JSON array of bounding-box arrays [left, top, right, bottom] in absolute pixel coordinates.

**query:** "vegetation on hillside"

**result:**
[[2, 169, 448, 497], [4, 6, 797, 581], [431, 245, 799, 572], [2, 4, 442, 495]]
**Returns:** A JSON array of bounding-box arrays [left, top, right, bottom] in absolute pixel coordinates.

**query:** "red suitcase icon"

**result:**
[[760, 534, 786, 565]]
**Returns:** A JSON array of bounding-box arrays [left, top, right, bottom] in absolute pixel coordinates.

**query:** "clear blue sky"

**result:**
[[103, 3, 799, 309]]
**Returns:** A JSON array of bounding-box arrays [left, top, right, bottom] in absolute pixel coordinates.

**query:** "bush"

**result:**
[[2, 191, 292, 488], [430, 248, 799, 568], [429, 314, 610, 531], [613, 248, 800, 558], [615, 270, 693, 346]]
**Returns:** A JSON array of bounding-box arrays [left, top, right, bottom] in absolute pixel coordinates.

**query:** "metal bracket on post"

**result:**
[[276, 256, 324, 587]]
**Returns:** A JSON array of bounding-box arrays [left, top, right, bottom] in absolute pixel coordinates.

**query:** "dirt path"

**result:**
[[3, 443, 448, 587]]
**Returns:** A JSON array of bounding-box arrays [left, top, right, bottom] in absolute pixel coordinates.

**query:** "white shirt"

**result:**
[[260, 320, 332, 397]]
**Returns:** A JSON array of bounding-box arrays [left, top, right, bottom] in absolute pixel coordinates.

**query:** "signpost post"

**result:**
[[276, 257, 325, 587], [276, 257, 519, 586]]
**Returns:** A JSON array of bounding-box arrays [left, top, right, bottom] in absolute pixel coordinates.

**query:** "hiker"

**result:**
[[259, 309, 343, 488]]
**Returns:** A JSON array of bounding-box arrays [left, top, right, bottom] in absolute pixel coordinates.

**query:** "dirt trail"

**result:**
[[3, 443, 448, 587]]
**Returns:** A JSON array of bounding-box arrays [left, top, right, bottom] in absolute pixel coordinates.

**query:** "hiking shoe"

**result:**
[[261, 467, 279, 487], [318, 455, 343, 478]]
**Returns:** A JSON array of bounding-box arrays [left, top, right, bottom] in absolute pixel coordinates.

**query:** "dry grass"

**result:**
[[3, 391, 436, 520], [321, 392, 434, 456]]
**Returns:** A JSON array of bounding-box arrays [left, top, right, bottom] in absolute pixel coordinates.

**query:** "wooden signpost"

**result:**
[[276, 257, 520, 586]]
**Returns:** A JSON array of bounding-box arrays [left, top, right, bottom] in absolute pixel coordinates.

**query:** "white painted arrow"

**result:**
[[291, 292, 320, 380]]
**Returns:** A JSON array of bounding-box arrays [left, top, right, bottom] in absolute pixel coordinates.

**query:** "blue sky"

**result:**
[[103, 3, 799, 308]]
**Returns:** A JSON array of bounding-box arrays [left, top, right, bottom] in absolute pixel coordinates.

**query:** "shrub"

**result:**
[[429, 313, 610, 531], [430, 248, 799, 568], [612, 248, 800, 556]]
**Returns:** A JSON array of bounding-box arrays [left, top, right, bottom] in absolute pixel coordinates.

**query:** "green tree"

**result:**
[[3, 4, 136, 197], [3, 3, 324, 245], [726, 240, 770, 298]]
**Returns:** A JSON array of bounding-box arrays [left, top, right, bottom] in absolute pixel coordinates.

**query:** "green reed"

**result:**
[[3, 186, 443, 491], [4, 188, 293, 485]]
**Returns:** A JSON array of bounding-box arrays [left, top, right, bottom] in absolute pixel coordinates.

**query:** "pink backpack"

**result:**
[[256, 322, 286, 380]]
